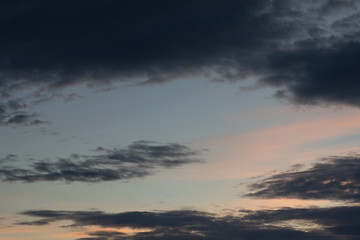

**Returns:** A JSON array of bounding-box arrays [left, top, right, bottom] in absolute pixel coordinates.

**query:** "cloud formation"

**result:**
[[245, 155, 360, 202], [18, 206, 360, 240], [0, 141, 202, 183], [0, 0, 360, 116]]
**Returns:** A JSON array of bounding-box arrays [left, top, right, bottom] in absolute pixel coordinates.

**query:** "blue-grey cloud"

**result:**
[[0, 141, 203, 183], [245, 155, 360, 202]]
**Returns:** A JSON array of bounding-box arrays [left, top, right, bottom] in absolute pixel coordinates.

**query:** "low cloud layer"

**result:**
[[1, 0, 360, 124], [0, 141, 202, 183], [18, 206, 360, 240], [245, 155, 360, 202]]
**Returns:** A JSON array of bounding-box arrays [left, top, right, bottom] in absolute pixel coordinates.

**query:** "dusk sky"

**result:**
[[1, 1, 360, 239]]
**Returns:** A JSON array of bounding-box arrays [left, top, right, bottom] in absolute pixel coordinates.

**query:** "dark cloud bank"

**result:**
[[0, 141, 202, 183], [1, 0, 360, 126]]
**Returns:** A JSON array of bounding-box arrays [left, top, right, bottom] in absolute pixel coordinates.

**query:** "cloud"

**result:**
[[262, 42, 360, 106], [0, 0, 290, 90], [0, 0, 359, 116], [0, 154, 17, 165], [18, 206, 360, 240], [80, 230, 126, 239], [245, 154, 360, 202], [0, 141, 203, 183], [0, 100, 47, 126], [244, 206, 360, 237]]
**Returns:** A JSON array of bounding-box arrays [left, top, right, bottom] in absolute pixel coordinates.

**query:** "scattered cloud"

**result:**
[[0, 141, 203, 183], [18, 206, 360, 240], [245, 154, 360, 202]]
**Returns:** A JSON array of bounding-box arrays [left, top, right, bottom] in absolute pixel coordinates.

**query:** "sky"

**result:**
[[1, 0, 360, 239]]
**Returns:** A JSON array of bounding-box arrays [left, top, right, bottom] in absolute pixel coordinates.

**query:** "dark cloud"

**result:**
[[0, 0, 358, 116], [319, 0, 358, 15], [245, 155, 360, 202], [262, 41, 360, 106], [0, 141, 202, 183], [18, 207, 360, 240], [0, 0, 289, 90]]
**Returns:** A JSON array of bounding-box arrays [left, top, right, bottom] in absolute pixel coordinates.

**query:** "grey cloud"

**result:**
[[0, 0, 359, 116], [0, 154, 17, 165], [245, 155, 360, 202], [6, 114, 33, 124], [18, 207, 358, 240], [319, 0, 358, 15], [0, 100, 46, 126], [332, 12, 360, 32], [0, 141, 202, 183]]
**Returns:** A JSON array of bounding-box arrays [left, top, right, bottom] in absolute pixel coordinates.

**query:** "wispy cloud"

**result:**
[[0, 141, 203, 183]]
